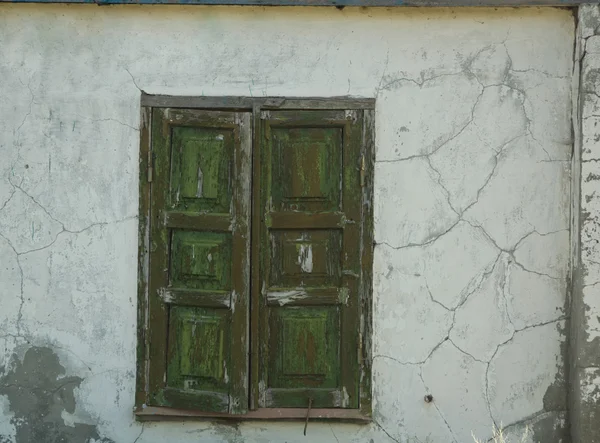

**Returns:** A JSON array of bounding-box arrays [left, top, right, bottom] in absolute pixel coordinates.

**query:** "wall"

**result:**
[[0, 5, 574, 443], [572, 5, 600, 443]]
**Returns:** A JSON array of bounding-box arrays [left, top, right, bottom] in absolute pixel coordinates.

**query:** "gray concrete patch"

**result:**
[[0, 347, 114, 443]]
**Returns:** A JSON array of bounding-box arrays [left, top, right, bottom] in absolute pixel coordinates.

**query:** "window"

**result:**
[[136, 96, 374, 420]]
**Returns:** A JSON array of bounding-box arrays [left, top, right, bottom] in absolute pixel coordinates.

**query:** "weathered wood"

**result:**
[[340, 112, 362, 409], [139, 98, 374, 417], [250, 104, 261, 411], [136, 106, 152, 409], [147, 108, 251, 414], [135, 406, 371, 422], [148, 107, 170, 405], [158, 289, 231, 308], [164, 212, 231, 232], [258, 110, 367, 409], [267, 212, 345, 229], [265, 388, 346, 408], [141, 94, 376, 111], [229, 112, 252, 414], [359, 109, 375, 417], [161, 387, 229, 412], [266, 287, 341, 306]]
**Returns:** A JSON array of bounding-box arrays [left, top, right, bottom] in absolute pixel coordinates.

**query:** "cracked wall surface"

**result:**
[[0, 5, 574, 443], [572, 5, 600, 443]]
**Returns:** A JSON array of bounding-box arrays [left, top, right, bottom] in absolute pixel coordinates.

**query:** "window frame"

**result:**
[[136, 94, 375, 422]]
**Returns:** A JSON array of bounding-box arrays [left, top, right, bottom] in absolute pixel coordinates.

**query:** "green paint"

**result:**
[[146, 109, 251, 414], [171, 126, 232, 213], [166, 306, 230, 405], [140, 104, 374, 417], [271, 127, 342, 212], [171, 231, 231, 291], [272, 308, 338, 387], [259, 111, 365, 409]]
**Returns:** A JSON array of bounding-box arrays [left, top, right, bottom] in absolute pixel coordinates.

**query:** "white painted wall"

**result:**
[[0, 5, 573, 443]]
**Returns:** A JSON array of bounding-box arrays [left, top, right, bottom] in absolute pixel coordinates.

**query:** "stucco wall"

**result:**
[[572, 5, 600, 443], [0, 5, 574, 443]]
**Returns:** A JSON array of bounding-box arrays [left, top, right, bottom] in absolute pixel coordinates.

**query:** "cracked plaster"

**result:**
[[572, 6, 600, 443], [0, 5, 574, 443]]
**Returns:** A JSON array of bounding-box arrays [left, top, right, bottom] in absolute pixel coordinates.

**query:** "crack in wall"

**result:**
[[0, 214, 137, 346], [418, 367, 459, 443]]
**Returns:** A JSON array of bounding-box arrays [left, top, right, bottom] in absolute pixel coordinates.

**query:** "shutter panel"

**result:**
[[148, 108, 251, 414], [258, 110, 363, 408]]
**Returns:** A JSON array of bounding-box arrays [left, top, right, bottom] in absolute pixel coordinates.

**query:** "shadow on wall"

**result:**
[[0, 346, 114, 443]]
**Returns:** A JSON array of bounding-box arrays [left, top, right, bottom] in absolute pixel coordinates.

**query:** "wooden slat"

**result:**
[[266, 98, 376, 110], [267, 212, 345, 229], [158, 289, 230, 308], [147, 108, 171, 404], [250, 104, 262, 410], [264, 388, 345, 408], [164, 212, 231, 232], [359, 109, 375, 417], [161, 108, 240, 129], [135, 406, 371, 422], [266, 287, 341, 306], [162, 388, 229, 413], [229, 112, 252, 414], [340, 114, 363, 409], [263, 112, 348, 127], [136, 106, 152, 409]]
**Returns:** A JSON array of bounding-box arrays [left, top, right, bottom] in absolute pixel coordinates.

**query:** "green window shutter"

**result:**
[[148, 108, 251, 414], [257, 110, 364, 409]]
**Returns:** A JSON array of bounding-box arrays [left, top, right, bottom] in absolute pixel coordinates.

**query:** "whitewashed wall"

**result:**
[[0, 6, 573, 443]]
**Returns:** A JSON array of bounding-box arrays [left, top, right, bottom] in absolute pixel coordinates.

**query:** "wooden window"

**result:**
[[136, 96, 374, 421]]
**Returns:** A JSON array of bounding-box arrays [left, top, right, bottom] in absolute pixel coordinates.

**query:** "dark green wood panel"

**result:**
[[170, 126, 233, 213], [258, 110, 364, 409], [140, 101, 374, 417], [269, 308, 339, 388], [270, 229, 342, 288], [148, 108, 251, 414], [165, 306, 231, 412], [170, 231, 232, 291], [271, 127, 342, 212]]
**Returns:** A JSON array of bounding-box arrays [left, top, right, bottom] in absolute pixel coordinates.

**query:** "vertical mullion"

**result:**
[[230, 112, 252, 414], [250, 105, 261, 410], [340, 113, 363, 409], [148, 108, 171, 402]]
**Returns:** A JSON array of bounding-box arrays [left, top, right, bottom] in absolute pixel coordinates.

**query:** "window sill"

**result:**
[[135, 406, 372, 423]]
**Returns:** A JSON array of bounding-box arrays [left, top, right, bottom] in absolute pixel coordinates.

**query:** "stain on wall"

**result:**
[[0, 347, 114, 443]]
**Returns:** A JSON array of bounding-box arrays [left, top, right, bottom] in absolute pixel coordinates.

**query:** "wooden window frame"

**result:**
[[136, 94, 375, 422]]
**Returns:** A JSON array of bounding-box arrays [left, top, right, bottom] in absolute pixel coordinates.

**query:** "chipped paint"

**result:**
[[332, 387, 350, 408], [297, 243, 313, 273], [267, 289, 309, 306], [338, 287, 350, 305], [157, 287, 174, 303]]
